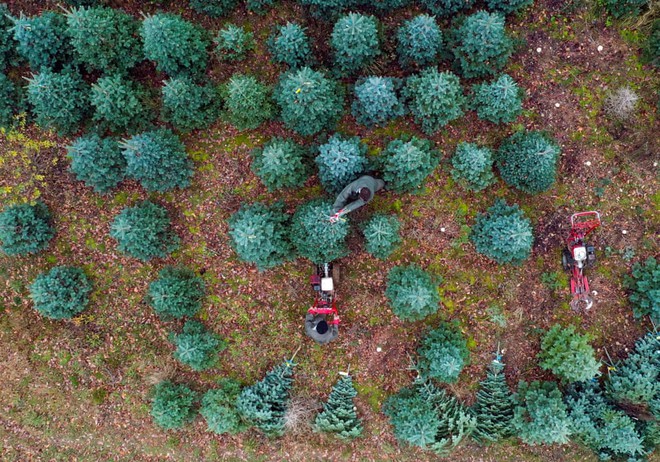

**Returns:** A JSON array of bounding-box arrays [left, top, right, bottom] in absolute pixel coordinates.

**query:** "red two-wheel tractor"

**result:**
[[562, 211, 601, 311]]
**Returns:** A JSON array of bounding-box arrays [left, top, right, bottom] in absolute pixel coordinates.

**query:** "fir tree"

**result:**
[[215, 24, 254, 62], [397, 15, 443, 68], [0, 72, 18, 128], [641, 20, 659, 68], [297, 0, 355, 17], [420, 0, 475, 16], [161, 77, 220, 132], [222, 74, 274, 130], [247, 0, 274, 14], [267, 22, 311, 68], [471, 74, 523, 124], [290, 199, 350, 264], [200, 379, 246, 435], [603, 0, 648, 19], [471, 356, 514, 443], [362, 214, 401, 260], [251, 138, 311, 191], [315, 134, 369, 194], [189, 0, 238, 17], [512, 380, 572, 445], [625, 257, 660, 323], [315, 375, 362, 439], [90, 74, 150, 133], [379, 137, 439, 193], [417, 323, 469, 383], [485, 0, 533, 15], [450, 142, 496, 192], [367, 0, 410, 11], [351, 76, 405, 128], [538, 324, 601, 383], [0, 202, 54, 256], [385, 264, 441, 321], [66, 134, 126, 194], [0, 4, 18, 71], [150, 381, 198, 430], [147, 266, 205, 319], [171, 320, 226, 371], [29, 266, 92, 319], [331, 13, 380, 76], [10, 12, 72, 70]]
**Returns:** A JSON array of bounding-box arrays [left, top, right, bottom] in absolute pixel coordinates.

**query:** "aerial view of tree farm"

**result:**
[[0, 0, 658, 460]]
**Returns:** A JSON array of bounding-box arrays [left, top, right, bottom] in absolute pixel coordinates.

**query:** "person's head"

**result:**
[[316, 320, 329, 335], [359, 187, 371, 201]]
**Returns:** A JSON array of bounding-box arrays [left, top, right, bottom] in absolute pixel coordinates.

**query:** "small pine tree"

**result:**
[[0, 5, 18, 71], [11, 12, 72, 70], [471, 356, 514, 443], [121, 129, 192, 192], [379, 137, 439, 193], [0, 202, 54, 256], [470, 199, 533, 265], [227, 202, 294, 270], [65, 6, 141, 72], [26, 69, 90, 135], [66, 134, 126, 194], [452, 11, 513, 78], [420, 0, 475, 16], [200, 379, 246, 434], [29, 266, 92, 319], [0, 72, 17, 128], [222, 74, 274, 130], [147, 266, 205, 319], [236, 360, 295, 437], [351, 76, 405, 128], [297, 0, 355, 17], [189, 0, 238, 17], [385, 264, 441, 321], [90, 74, 150, 133], [496, 130, 560, 194], [171, 320, 226, 371], [485, 0, 533, 15], [471, 74, 523, 124], [315, 134, 369, 194], [331, 13, 380, 76], [161, 77, 220, 132], [512, 380, 572, 445], [315, 375, 362, 439], [110, 201, 180, 261], [215, 24, 254, 62], [397, 15, 443, 68], [267, 22, 311, 68], [417, 323, 469, 383], [274, 67, 344, 136], [403, 69, 465, 135], [251, 138, 311, 191], [246, 0, 274, 14], [363, 214, 401, 259], [538, 324, 601, 383], [450, 142, 496, 192], [368, 0, 410, 11], [150, 381, 198, 430], [603, 0, 648, 19], [625, 257, 660, 323], [141, 14, 209, 77], [290, 199, 350, 264]]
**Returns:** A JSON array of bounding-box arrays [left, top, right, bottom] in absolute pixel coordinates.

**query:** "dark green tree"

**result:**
[[379, 137, 439, 193], [297, 0, 355, 17], [171, 320, 226, 371], [247, 0, 274, 14], [11, 12, 72, 70], [200, 379, 246, 434], [538, 324, 601, 383], [215, 24, 254, 62], [351, 76, 405, 128], [29, 266, 92, 319], [251, 138, 311, 191], [147, 266, 205, 319], [397, 14, 443, 68], [0, 4, 18, 71], [603, 0, 648, 18], [418, 323, 469, 383], [290, 199, 350, 264], [625, 257, 659, 323], [450, 142, 496, 192], [367, 0, 409, 11], [331, 13, 379, 76], [641, 20, 659, 68], [385, 264, 441, 321], [471, 74, 523, 124], [420, 0, 475, 16], [315, 134, 369, 194], [471, 356, 514, 443], [90, 74, 150, 133], [267, 22, 311, 68], [150, 381, 198, 430], [222, 74, 273, 130], [66, 134, 126, 194], [512, 380, 572, 445], [189, 0, 238, 17], [485, 0, 533, 15], [161, 77, 220, 132], [0, 202, 54, 256], [315, 374, 362, 439], [0, 72, 18, 128], [363, 214, 401, 260]]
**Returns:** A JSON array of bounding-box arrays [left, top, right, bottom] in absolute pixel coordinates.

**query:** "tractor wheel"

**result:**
[[562, 249, 573, 271]]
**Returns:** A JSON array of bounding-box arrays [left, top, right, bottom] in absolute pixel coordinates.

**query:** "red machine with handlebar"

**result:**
[[308, 263, 340, 325], [562, 211, 601, 311]]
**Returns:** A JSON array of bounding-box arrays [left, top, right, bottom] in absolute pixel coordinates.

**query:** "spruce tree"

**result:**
[[351, 76, 405, 128], [161, 77, 220, 132], [512, 380, 572, 445], [171, 320, 226, 371], [362, 214, 401, 259], [471, 356, 514, 443], [603, 0, 648, 19], [246, 0, 274, 14], [315, 375, 362, 439], [379, 137, 439, 193], [189, 0, 238, 17], [397, 15, 443, 69], [368, 0, 410, 11], [0, 4, 18, 71], [222, 74, 274, 130], [90, 74, 150, 133], [420, 0, 475, 16], [450, 142, 496, 192], [290, 199, 350, 264], [625, 257, 660, 323], [417, 323, 469, 383], [486, 0, 533, 15], [29, 266, 92, 319], [0, 72, 16, 128], [267, 22, 311, 69], [251, 138, 311, 191], [331, 13, 380, 76], [0, 202, 54, 256], [200, 379, 246, 434], [66, 134, 126, 194], [11, 12, 72, 70], [385, 264, 441, 321], [315, 134, 369, 194], [150, 381, 198, 430], [147, 266, 206, 319], [471, 74, 523, 124], [538, 324, 601, 383], [215, 24, 254, 62]]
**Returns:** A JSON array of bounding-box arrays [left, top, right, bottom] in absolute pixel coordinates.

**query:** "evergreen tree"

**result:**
[[420, 0, 475, 16], [227, 202, 294, 270], [65, 6, 141, 73], [297, 0, 356, 17], [161, 77, 220, 132], [147, 266, 206, 319], [11, 12, 72, 70], [66, 134, 126, 194], [246, 0, 274, 14], [29, 266, 92, 319], [215, 24, 254, 62], [267, 22, 311, 68], [315, 375, 362, 439], [90, 74, 150, 133], [625, 257, 660, 323], [222, 74, 273, 130], [331, 13, 379, 76], [26, 69, 90, 135], [189, 0, 238, 17], [513, 380, 572, 445], [538, 324, 601, 383], [121, 129, 192, 192], [236, 360, 295, 437], [315, 134, 369, 194], [367, 0, 410, 12], [450, 142, 496, 192], [471, 74, 523, 124], [485, 0, 533, 15], [171, 320, 226, 371], [471, 356, 514, 443], [200, 379, 246, 434], [0, 4, 18, 71], [363, 214, 401, 260], [385, 264, 441, 321], [110, 201, 180, 261], [603, 0, 648, 19], [496, 130, 560, 194], [0, 202, 54, 256], [141, 13, 209, 77], [379, 137, 439, 193], [251, 138, 311, 191], [417, 323, 469, 383], [274, 67, 344, 136], [397, 15, 443, 69], [150, 381, 198, 430], [641, 20, 659, 68], [403, 69, 465, 135], [351, 76, 405, 128], [0, 72, 18, 128], [452, 11, 513, 78], [470, 199, 533, 265], [290, 199, 350, 264]]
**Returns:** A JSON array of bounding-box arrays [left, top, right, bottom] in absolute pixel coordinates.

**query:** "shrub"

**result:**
[[267, 22, 311, 68], [0, 202, 54, 256], [420, 0, 474, 16], [274, 67, 344, 136], [290, 199, 349, 264], [363, 214, 401, 259], [147, 266, 205, 319], [161, 77, 220, 132], [141, 14, 209, 77], [485, 0, 533, 14], [379, 137, 439, 193], [66, 134, 126, 193], [418, 323, 469, 383], [0, 72, 17, 128], [171, 320, 226, 371], [110, 201, 180, 261], [450, 142, 496, 192], [315, 134, 369, 194], [251, 138, 311, 191], [351, 76, 405, 127], [65, 6, 141, 72], [538, 324, 601, 383], [397, 15, 442, 68], [90, 74, 150, 133], [200, 379, 245, 435], [496, 130, 560, 194], [315, 375, 362, 439], [189, 0, 238, 17], [403, 69, 465, 135], [603, 0, 648, 18], [331, 13, 379, 76], [471, 74, 523, 124], [222, 74, 273, 130], [215, 24, 254, 62], [150, 381, 197, 430], [385, 264, 441, 321], [29, 266, 91, 319], [26, 69, 90, 135], [625, 257, 659, 323], [11, 12, 72, 70], [121, 129, 192, 192], [452, 11, 513, 78], [228, 202, 294, 270], [513, 381, 572, 445], [604, 86, 639, 122], [471, 357, 514, 443]]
